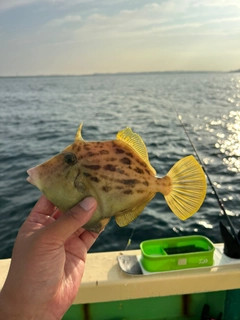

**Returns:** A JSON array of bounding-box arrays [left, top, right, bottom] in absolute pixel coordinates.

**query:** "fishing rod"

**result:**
[[175, 110, 240, 253], [124, 112, 240, 256], [124, 226, 136, 250]]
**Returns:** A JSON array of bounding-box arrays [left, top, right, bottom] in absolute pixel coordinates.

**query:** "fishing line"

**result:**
[[175, 110, 240, 244], [124, 226, 136, 250]]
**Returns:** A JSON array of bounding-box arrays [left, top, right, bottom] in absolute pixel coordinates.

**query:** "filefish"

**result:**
[[27, 124, 207, 233]]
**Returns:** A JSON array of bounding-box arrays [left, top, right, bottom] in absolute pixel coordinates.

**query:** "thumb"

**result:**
[[45, 197, 97, 242]]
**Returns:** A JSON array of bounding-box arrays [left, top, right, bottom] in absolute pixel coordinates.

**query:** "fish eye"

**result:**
[[64, 152, 77, 166]]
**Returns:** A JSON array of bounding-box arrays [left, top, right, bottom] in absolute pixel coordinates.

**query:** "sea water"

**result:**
[[0, 72, 240, 258]]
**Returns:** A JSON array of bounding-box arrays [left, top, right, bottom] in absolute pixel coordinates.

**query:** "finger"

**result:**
[[51, 208, 63, 220], [30, 195, 56, 217], [80, 230, 99, 251], [44, 197, 97, 243], [20, 196, 56, 231]]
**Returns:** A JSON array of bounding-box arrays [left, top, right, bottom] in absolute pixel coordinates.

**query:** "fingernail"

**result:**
[[79, 197, 96, 211]]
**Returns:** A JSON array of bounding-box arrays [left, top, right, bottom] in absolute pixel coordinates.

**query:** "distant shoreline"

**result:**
[[0, 70, 232, 78]]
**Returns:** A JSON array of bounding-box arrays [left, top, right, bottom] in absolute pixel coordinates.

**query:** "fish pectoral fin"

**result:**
[[164, 155, 207, 220], [84, 217, 111, 233], [115, 193, 155, 227], [116, 127, 156, 175]]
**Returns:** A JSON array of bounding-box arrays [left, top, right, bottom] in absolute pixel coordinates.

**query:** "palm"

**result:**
[[3, 196, 98, 320]]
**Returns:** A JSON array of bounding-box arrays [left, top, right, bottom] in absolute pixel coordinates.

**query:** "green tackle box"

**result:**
[[140, 235, 215, 272]]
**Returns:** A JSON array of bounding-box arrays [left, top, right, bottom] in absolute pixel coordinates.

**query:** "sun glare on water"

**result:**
[[213, 77, 240, 173], [215, 111, 240, 172]]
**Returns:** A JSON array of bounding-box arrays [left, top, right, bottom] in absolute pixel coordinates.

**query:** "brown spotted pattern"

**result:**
[[30, 137, 171, 232], [70, 140, 160, 200]]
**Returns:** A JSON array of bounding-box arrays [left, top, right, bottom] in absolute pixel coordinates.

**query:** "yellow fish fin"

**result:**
[[115, 193, 155, 227], [75, 123, 84, 141], [116, 127, 156, 175], [164, 155, 207, 220]]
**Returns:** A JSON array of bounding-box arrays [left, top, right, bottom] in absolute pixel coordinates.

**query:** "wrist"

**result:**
[[0, 288, 57, 320], [0, 289, 22, 320]]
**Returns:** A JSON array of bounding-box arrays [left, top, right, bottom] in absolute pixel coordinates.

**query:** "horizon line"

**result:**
[[0, 69, 239, 78]]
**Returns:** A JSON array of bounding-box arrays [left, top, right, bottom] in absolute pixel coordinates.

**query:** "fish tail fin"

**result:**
[[163, 155, 206, 220]]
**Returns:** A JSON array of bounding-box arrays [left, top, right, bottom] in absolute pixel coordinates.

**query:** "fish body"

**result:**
[[27, 124, 207, 232]]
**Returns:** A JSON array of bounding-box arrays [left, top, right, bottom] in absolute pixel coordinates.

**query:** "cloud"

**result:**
[[195, 0, 240, 9], [3, 0, 240, 46], [71, 1, 240, 43], [0, 0, 94, 12], [0, 0, 38, 12], [46, 15, 82, 27], [207, 16, 240, 24], [1, 0, 240, 75], [73, 3, 171, 41]]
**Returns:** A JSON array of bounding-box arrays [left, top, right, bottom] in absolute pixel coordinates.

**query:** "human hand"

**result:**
[[0, 195, 99, 320]]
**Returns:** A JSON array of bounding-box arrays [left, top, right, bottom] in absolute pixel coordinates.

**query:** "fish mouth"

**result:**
[[26, 168, 37, 186], [26, 175, 34, 184]]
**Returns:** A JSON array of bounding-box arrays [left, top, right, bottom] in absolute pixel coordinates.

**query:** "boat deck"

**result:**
[[1, 244, 240, 319]]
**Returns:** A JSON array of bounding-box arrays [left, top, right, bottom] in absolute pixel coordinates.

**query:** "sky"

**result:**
[[0, 0, 239, 76]]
